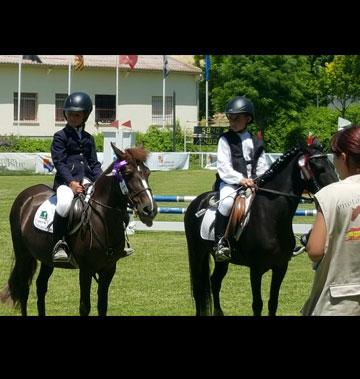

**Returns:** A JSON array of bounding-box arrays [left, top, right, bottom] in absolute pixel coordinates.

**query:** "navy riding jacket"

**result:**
[[51, 125, 103, 190]]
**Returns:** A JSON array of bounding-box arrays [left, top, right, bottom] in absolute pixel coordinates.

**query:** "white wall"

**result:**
[[0, 64, 199, 137]]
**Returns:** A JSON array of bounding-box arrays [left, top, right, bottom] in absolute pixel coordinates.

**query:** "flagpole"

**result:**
[[162, 75, 166, 129], [205, 80, 209, 127], [116, 55, 119, 123], [116, 56, 123, 149], [205, 55, 211, 127], [68, 56, 72, 95], [17, 55, 22, 136]]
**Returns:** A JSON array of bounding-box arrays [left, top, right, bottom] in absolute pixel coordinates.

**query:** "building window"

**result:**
[[152, 96, 173, 125], [55, 93, 67, 122], [14, 92, 37, 121], [95, 94, 116, 124]]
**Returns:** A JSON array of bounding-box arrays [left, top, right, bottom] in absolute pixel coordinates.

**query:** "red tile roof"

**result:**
[[0, 55, 201, 74]]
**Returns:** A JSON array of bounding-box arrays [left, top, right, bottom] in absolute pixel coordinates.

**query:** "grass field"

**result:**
[[0, 171, 316, 316]]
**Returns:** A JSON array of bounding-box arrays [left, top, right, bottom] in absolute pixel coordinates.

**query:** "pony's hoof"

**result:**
[[213, 309, 224, 316]]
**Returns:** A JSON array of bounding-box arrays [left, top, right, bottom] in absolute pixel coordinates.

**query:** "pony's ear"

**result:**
[[111, 142, 124, 158]]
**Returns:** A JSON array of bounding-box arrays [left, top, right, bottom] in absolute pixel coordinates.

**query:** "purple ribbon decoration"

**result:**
[[112, 160, 129, 195], [112, 160, 128, 181]]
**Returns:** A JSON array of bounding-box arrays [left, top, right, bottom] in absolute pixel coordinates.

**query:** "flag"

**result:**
[[205, 55, 211, 81], [22, 55, 42, 63], [74, 55, 84, 71], [119, 55, 138, 69], [121, 120, 132, 129], [163, 55, 169, 78], [110, 120, 119, 128]]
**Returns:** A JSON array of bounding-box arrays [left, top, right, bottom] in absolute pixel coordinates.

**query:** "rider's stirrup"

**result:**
[[214, 238, 231, 262], [124, 247, 134, 257], [52, 240, 70, 262]]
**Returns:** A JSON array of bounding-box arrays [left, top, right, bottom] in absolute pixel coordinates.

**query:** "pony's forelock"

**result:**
[[125, 147, 149, 162]]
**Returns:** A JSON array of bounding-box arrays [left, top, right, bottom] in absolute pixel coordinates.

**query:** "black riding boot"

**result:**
[[214, 210, 231, 262], [52, 211, 70, 263]]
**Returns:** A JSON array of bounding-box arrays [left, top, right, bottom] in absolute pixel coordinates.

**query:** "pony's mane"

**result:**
[[257, 146, 300, 185], [125, 147, 149, 162]]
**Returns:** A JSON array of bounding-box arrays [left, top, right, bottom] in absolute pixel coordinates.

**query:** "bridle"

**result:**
[[89, 159, 153, 211], [255, 151, 328, 200], [298, 152, 328, 193]]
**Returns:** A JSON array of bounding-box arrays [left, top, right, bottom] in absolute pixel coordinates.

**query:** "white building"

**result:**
[[0, 55, 201, 137]]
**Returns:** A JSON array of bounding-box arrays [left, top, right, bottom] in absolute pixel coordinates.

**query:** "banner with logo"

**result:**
[[146, 152, 189, 171], [0, 153, 37, 172]]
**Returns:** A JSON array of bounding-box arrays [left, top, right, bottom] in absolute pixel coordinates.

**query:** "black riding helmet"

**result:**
[[63, 92, 93, 123], [225, 96, 255, 124]]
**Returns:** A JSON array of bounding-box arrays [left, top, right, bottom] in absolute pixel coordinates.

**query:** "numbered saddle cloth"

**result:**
[[34, 195, 57, 233]]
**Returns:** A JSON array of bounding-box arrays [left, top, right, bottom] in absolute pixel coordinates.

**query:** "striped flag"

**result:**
[[119, 55, 138, 69], [74, 55, 84, 71], [163, 55, 169, 78]]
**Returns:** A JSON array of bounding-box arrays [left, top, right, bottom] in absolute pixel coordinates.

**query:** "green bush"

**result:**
[[344, 103, 360, 126], [265, 106, 339, 152], [0, 133, 104, 153], [0, 135, 52, 152], [93, 133, 104, 151], [135, 122, 184, 152]]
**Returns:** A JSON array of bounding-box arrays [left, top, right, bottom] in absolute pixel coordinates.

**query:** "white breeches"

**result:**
[[218, 182, 238, 217], [56, 185, 74, 217]]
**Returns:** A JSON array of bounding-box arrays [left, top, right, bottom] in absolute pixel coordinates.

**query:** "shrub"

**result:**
[[265, 106, 339, 152], [0, 133, 104, 153]]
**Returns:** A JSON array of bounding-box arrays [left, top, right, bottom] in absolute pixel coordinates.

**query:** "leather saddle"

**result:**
[[225, 189, 255, 242]]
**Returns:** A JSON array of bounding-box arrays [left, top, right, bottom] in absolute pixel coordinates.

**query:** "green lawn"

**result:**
[[0, 171, 316, 316]]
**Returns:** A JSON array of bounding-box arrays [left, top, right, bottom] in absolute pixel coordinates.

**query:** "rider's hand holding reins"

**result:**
[[69, 180, 84, 194], [240, 178, 255, 188]]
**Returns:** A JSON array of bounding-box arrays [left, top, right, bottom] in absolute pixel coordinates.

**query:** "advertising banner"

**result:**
[[146, 152, 189, 171]]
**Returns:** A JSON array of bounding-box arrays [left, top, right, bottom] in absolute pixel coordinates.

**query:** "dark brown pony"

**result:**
[[184, 142, 338, 316], [0, 143, 157, 316]]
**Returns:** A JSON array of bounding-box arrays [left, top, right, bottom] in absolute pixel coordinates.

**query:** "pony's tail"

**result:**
[[184, 200, 213, 316], [0, 206, 37, 311]]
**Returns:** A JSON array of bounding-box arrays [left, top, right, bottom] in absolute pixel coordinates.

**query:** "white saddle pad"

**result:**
[[33, 195, 57, 233], [200, 206, 217, 241], [200, 189, 254, 241]]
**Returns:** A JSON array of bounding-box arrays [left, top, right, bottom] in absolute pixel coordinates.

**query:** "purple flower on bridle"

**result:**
[[111, 160, 129, 195], [112, 160, 127, 181]]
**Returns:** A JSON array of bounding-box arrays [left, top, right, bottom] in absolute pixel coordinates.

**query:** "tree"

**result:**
[[318, 55, 360, 117], [307, 55, 335, 107], [209, 55, 314, 138]]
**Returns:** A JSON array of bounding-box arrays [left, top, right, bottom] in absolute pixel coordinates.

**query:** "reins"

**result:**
[[89, 197, 124, 212], [255, 186, 314, 201], [89, 186, 153, 211]]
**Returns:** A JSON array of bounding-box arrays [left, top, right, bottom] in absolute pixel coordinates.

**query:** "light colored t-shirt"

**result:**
[[302, 174, 360, 316]]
